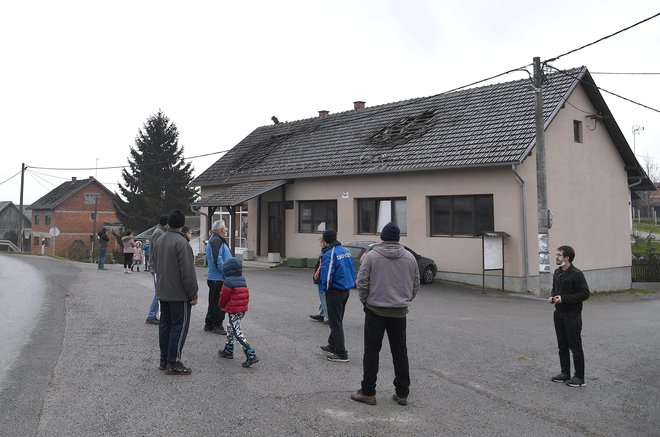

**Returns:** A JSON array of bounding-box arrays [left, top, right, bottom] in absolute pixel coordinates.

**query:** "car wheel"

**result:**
[[421, 266, 435, 284]]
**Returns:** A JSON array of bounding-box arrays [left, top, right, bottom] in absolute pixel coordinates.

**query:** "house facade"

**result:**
[[0, 201, 32, 250], [30, 177, 120, 259], [192, 67, 653, 295]]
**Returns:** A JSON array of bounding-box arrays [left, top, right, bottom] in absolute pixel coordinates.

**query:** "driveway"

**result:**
[[1, 254, 659, 436]]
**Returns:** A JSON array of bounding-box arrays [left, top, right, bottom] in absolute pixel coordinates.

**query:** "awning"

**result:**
[[193, 180, 289, 207]]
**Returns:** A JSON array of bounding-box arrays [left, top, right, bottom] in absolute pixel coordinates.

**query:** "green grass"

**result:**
[[592, 288, 657, 295], [633, 221, 660, 235]]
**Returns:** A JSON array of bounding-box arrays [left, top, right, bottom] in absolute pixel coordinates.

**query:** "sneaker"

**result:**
[[159, 360, 167, 371], [320, 345, 335, 356], [218, 349, 234, 359], [392, 394, 408, 405], [566, 377, 586, 387], [323, 319, 330, 325], [242, 355, 259, 367], [351, 389, 376, 405], [212, 326, 227, 335], [145, 318, 159, 325], [327, 353, 349, 363], [309, 314, 324, 322], [551, 373, 569, 383], [165, 361, 192, 375]]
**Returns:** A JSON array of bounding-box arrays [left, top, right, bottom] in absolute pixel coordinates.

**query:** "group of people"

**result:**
[[95, 227, 149, 273]]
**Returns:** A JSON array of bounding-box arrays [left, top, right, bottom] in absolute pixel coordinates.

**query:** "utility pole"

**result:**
[[534, 57, 551, 295], [18, 163, 26, 252]]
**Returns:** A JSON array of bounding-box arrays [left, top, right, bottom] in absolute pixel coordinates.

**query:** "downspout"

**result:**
[[512, 165, 531, 293]]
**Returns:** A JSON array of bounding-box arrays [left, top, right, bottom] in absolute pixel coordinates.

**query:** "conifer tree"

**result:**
[[114, 111, 197, 233]]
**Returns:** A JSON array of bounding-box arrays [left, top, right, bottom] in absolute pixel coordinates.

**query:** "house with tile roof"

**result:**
[[192, 67, 653, 295], [30, 177, 120, 259], [0, 201, 32, 250]]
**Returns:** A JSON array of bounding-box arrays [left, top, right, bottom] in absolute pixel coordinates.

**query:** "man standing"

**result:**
[[151, 210, 199, 375], [351, 223, 419, 406], [318, 229, 356, 363], [97, 227, 109, 270], [145, 214, 168, 325], [548, 245, 590, 387], [205, 219, 232, 335]]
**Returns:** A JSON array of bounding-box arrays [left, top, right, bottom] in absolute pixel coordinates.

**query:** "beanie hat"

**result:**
[[167, 209, 185, 229], [380, 222, 400, 242], [322, 229, 337, 244], [158, 214, 169, 226]]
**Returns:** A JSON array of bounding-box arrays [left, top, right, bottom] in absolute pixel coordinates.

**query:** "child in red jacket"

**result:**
[[218, 257, 259, 367]]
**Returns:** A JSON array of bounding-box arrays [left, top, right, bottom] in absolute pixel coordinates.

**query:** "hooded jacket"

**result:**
[[317, 241, 356, 292], [219, 257, 249, 313], [151, 229, 199, 302], [206, 232, 232, 281], [357, 242, 420, 310]]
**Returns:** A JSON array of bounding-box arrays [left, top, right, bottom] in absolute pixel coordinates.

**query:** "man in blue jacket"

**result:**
[[205, 219, 232, 335], [318, 229, 356, 363]]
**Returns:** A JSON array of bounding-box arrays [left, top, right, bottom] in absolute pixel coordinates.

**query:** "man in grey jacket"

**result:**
[[351, 222, 420, 406], [151, 210, 199, 375]]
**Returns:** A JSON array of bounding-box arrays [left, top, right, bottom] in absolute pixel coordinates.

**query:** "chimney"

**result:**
[[318, 110, 330, 117], [353, 101, 366, 110], [71, 177, 77, 181]]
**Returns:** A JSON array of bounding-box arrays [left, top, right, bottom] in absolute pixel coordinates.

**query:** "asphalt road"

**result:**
[[1, 254, 659, 437]]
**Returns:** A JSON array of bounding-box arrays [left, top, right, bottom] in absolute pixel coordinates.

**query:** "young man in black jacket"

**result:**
[[548, 245, 590, 387]]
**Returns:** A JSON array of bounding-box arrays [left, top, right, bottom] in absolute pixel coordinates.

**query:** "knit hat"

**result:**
[[380, 222, 400, 242], [167, 209, 185, 229], [322, 229, 337, 244], [158, 214, 169, 226]]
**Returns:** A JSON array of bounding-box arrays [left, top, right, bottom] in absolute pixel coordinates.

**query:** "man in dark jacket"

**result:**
[[351, 223, 419, 406], [548, 245, 590, 387], [97, 227, 110, 270], [318, 229, 356, 363], [151, 210, 199, 375]]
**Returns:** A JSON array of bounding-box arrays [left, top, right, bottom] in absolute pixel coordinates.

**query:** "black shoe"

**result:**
[[327, 353, 349, 363], [203, 325, 214, 332], [566, 377, 586, 387], [320, 345, 335, 356], [309, 314, 324, 322], [218, 349, 234, 359], [159, 360, 167, 371], [166, 361, 192, 375], [145, 318, 159, 325], [242, 355, 259, 367], [551, 373, 569, 383], [212, 326, 227, 335]]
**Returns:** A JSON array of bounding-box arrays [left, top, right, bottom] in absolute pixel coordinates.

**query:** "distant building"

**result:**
[[29, 177, 120, 259], [0, 201, 31, 250]]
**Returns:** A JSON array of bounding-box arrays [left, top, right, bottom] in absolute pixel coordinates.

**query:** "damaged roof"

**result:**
[[193, 67, 653, 191]]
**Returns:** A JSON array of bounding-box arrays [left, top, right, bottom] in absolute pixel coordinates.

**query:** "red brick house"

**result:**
[[30, 177, 120, 259]]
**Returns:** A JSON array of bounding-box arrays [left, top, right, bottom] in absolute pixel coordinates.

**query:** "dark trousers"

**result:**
[[98, 246, 106, 268], [123, 253, 133, 269], [360, 307, 410, 397], [205, 280, 225, 328], [553, 311, 584, 379], [326, 290, 349, 357], [159, 301, 192, 364]]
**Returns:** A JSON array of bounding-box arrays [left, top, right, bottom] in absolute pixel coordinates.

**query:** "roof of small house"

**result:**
[[30, 177, 115, 210], [193, 66, 654, 191]]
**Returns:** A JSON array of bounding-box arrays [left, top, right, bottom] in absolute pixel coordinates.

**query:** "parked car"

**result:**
[[343, 241, 437, 284]]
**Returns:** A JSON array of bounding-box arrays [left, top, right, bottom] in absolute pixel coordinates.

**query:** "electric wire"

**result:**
[[0, 169, 23, 186]]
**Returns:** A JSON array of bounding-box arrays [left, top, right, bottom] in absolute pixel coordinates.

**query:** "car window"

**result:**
[[345, 246, 365, 259]]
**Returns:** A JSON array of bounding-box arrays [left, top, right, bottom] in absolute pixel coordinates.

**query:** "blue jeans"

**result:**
[[159, 301, 192, 364], [317, 292, 328, 318], [147, 272, 159, 320], [98, 245, 106, 269]]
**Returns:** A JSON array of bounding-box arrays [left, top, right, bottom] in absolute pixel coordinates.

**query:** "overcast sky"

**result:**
[[1, 0, 658, 205]]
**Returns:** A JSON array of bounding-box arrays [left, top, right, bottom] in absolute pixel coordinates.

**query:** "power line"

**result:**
[[0, 169, 22, 186], [544, 12, 660, 63]]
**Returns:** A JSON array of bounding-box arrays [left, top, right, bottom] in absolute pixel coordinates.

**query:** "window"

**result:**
[[299, 200, 337, 233], [573, 120, 583, 143], [45, 215, 51, 226], [34, 215, 40, 225], [34, 236, 40, 247], [358, 198, 407, 234], [430, 195, 494, 236]]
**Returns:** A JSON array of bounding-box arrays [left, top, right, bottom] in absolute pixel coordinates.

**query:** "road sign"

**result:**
[[49, 227, 60, 237]]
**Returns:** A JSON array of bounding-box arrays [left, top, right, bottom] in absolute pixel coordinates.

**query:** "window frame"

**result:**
[[429, 194, 494, 237], [357, 197, 407, 235], [573, 120, 583, 143], [298, 200, 337, 234]]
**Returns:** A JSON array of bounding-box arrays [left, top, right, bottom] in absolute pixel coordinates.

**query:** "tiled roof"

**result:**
[[30, 177, 114, 210], [194, 180, 289, 207], [193, 68, 581, 186]]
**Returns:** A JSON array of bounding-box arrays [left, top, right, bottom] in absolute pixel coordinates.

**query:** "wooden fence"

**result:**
[[632, 258, 660, 282]]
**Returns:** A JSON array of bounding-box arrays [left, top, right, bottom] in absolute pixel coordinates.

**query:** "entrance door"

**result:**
[[268, 202, 283, 254]]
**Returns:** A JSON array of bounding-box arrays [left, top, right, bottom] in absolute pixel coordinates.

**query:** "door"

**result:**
[[268, 201, 283, 254]]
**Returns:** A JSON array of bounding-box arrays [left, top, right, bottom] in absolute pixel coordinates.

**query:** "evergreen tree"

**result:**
[[114, 111, 198, 233]]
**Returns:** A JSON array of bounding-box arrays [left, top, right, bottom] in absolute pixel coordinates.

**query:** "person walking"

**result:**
[[151, 210, 199, 375], [548, 245, 590, 387], [205, 220, 232, 335], [121, 231, 135, 273], [97, 227, 110, 270], [145, 214, 168, 325], [132, 241, 143, 272], [351, 223, 420, 406], [217, 257, 259, 368], [318, 229, 356, 363], [309, 236, 329, 323]]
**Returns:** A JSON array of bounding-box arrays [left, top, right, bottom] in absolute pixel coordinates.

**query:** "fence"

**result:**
[[632, 258, 660, 282]]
